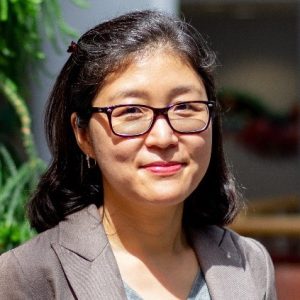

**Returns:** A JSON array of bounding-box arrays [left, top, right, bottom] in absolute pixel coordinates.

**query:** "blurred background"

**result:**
[[0, 0, 299, 298]]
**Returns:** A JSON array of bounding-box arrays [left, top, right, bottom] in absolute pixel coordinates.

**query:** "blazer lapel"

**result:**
[[192, 226, 259, 300], [51, 205, 127, 299]]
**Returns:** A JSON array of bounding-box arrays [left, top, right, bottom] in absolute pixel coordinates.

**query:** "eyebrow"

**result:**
[[108, 90, 149, 102], [108, 85, 206, 102], [167, 85, 206, 99]]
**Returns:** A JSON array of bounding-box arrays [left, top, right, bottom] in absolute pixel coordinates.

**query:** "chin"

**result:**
[[140, 192, 187, 207]]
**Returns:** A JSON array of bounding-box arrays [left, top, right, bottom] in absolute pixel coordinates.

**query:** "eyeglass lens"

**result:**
[[110, 102, 210, 136]]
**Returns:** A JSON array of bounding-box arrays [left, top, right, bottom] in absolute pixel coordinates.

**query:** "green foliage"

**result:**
[[0, 0, 87, 252], [0, 76, 46, 253], [0, 145, 45, 252], [0, 0, 87, 92], [0, 74, 37, 160]]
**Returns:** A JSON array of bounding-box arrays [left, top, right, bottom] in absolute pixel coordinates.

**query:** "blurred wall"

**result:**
[[30, 0, 179, 161], [182, 1, 300, 199]]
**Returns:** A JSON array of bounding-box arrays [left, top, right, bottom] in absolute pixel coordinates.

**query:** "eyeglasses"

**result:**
[[89, 101, 215, 137]]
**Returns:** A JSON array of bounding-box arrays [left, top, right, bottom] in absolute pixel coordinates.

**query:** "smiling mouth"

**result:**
[[142, 161, 185, 175]]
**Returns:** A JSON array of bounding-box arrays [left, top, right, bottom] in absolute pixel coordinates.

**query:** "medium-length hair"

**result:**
[[28, 10, 241, 233]]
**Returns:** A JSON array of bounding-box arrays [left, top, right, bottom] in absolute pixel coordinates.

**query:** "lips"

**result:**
[[142, 161, 185, 175]]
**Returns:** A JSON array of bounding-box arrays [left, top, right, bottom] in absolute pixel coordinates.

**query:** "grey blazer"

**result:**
[[0, 204, 277, 300]]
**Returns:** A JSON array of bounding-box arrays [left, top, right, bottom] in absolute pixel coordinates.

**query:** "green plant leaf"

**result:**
[[0, 159, 42, 204], [0, 0, 8, 21], [0, 145, 17, 176], [5, 184, 23, 225]]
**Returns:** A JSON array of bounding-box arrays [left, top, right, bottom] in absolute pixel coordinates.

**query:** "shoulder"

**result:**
[[1, 223, 59, 263], [0, 225, 62, 298], [225, 228, 274, 274], [202, 226, 274, 272], [0, 205, 106, 298], [226, 228, 277, 298], [225, 227, 271, 259], [195, 225, 272, 264], [192, 226, 277, 299], [232, 229, 274, 269]]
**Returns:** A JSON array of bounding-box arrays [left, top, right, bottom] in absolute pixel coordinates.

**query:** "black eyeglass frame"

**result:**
[[88, 100, 216, 137]]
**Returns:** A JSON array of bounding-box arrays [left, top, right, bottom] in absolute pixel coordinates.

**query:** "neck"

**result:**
[[101, 201, 187, 257]]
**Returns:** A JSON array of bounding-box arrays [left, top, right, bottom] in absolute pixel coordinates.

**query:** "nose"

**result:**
[[144, 116, 178, 149]]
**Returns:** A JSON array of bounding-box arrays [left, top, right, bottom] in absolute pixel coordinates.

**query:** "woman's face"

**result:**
[[73, 50, 212, 210]]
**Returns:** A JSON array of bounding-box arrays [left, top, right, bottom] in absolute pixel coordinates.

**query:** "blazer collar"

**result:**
[[192, 226, 259, 300], [55, 204, 106, 261], [51, 204, 127, 299]]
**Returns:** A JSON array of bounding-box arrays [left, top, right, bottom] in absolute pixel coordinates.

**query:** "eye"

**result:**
[[124, 106, 143, 114], [174, 103, 191, 111], [174, 102, 201, 112], [112, 105, 145, 119]]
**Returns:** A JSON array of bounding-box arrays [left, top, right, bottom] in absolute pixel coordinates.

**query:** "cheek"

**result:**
[[188, 129, 212, 177], [89, 118, 131, 163], [92, 141, 129, 171], [92, 142, 131, 189], [89, 127, 142, 178], [190, 127, 212, 156]]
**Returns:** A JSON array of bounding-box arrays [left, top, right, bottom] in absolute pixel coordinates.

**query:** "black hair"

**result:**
[[27, 10, 241, 233]]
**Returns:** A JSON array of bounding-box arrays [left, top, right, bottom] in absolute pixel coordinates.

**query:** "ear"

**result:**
[[71, 112, 95, 158]]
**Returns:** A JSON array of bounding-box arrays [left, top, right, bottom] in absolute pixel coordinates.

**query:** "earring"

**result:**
[[86, 155, 96, 169], [86, 155, 91, 169], [80, 154, 84, 182]]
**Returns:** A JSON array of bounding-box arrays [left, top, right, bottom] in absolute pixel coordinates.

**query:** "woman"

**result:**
[[0, 10, 276, 299]]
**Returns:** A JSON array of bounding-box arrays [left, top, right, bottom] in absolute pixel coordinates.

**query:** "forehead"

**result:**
[[94, 49, 206, 105], [125, 47, 193, 72]]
